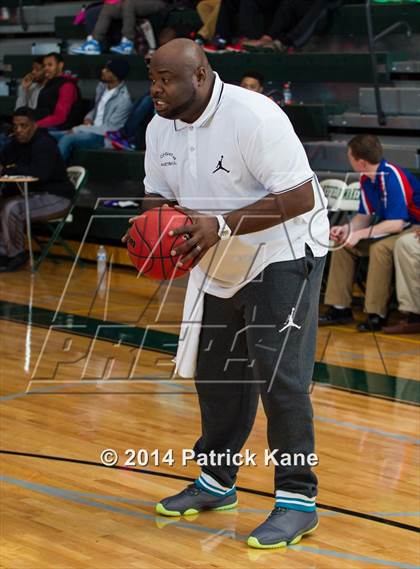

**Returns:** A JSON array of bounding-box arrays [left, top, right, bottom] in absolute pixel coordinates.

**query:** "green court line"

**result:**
[[0, 300, 419, 405]]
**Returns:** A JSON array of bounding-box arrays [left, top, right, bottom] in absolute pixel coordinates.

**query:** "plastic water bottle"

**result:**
[[283, 82, 293, 106], [97, 245, 107, 297]]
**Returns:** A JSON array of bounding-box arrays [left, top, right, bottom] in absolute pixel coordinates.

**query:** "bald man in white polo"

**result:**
[[125, 39, 329, 549]]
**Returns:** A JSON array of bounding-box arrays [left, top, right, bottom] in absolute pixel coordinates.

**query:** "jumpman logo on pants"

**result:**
[[279, 307, 301, 333]]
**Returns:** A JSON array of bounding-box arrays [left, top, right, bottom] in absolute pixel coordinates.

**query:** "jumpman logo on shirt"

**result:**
[[279, 307, 301, 333], [213, 155, 230, 174]]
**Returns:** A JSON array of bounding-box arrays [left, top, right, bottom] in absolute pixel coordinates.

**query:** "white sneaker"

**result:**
[[70, 38, 101, 55], [110, 39, 134, 55]]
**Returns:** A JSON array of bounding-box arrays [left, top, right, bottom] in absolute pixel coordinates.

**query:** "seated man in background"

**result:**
[[0, 58, 46, 154], [15, 56, 46, 110], [239, 72, 283, 106], [243, 0, 330, 51], [194, 0, 221, 46], [383, 229, 420, 335], [57, 59, 131, 162], [34, 53, 83, 131], [74, 0, 123, 53], [240, 71, 264, 93], [320, 134, 420, 332], [71, 0, 166, 55], [71, 0, 123, 55], [206, 0, 256, 52], [0, 107, 74, 272]]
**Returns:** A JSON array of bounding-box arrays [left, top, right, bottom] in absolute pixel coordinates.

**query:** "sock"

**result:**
[[122, 36, 130, 43], [275, 490, 316, 512], [196, 472, 235, 497], [333, 305, 347, 310]]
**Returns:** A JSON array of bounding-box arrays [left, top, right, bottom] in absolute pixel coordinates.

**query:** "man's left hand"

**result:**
[[168, 205, 220, 267], [345, 228, 366, 248]]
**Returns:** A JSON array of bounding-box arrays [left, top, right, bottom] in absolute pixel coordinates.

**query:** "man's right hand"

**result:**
[[21, 73, 33, 90], [83, 118, 94, 126], [330, 224, 349, 244]]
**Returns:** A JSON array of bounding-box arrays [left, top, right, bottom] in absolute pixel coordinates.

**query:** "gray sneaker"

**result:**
[[156, 484, 238, 517], [247, 508, 318, 549]]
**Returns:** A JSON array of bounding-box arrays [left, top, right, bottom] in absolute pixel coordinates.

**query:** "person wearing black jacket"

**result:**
[[34, 52, 84, 131], [0, 107, 74, 272]]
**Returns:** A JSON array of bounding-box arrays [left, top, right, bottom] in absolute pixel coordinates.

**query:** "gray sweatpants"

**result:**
[[194, 246, 325, 498], [93, 0, 166, 42], [0, 192, 71, 258]]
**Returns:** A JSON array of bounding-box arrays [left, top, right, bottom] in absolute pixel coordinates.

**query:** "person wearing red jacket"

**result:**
[[34, 52, 83, 131]]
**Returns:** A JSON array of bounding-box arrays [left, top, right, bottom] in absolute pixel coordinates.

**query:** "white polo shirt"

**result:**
[[144, 72, 329, 299]]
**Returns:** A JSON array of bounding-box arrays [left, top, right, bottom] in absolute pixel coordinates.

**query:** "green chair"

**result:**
[[32, 166, 87, 271]]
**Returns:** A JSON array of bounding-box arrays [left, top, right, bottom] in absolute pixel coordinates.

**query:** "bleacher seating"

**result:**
[[2, 51, 396, 83]]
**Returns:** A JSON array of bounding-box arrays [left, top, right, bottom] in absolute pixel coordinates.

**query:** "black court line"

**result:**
[[1, 449, 419, 534]]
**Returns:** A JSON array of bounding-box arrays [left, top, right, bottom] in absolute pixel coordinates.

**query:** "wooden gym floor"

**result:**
[[0, 258, 419, 569]]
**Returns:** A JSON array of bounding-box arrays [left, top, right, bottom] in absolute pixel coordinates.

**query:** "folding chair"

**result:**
[[336, 181, 361, 213], [320, 179, 347, 212], [32, 166, 87, 271]]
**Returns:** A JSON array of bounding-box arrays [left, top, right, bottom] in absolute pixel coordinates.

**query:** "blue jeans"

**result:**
[[58, 131, 105, 162], [48, 129, 67, 140]]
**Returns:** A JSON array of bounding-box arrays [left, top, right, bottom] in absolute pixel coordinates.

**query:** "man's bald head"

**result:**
[[152, 38, 211, 73], [149, 39, 215, 123]]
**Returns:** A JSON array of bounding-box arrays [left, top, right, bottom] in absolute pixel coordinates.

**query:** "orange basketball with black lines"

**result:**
[[126, 206, 194, 280]]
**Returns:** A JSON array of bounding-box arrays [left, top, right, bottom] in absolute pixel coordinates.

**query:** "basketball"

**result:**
[[126, 206, 194, 280]]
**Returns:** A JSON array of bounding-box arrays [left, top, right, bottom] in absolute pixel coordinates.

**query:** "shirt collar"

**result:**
[[361, 158, 387, 187], [174, 72, 224, 132], [377, 158, 387, 173], [371, 158, 387, 187]]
